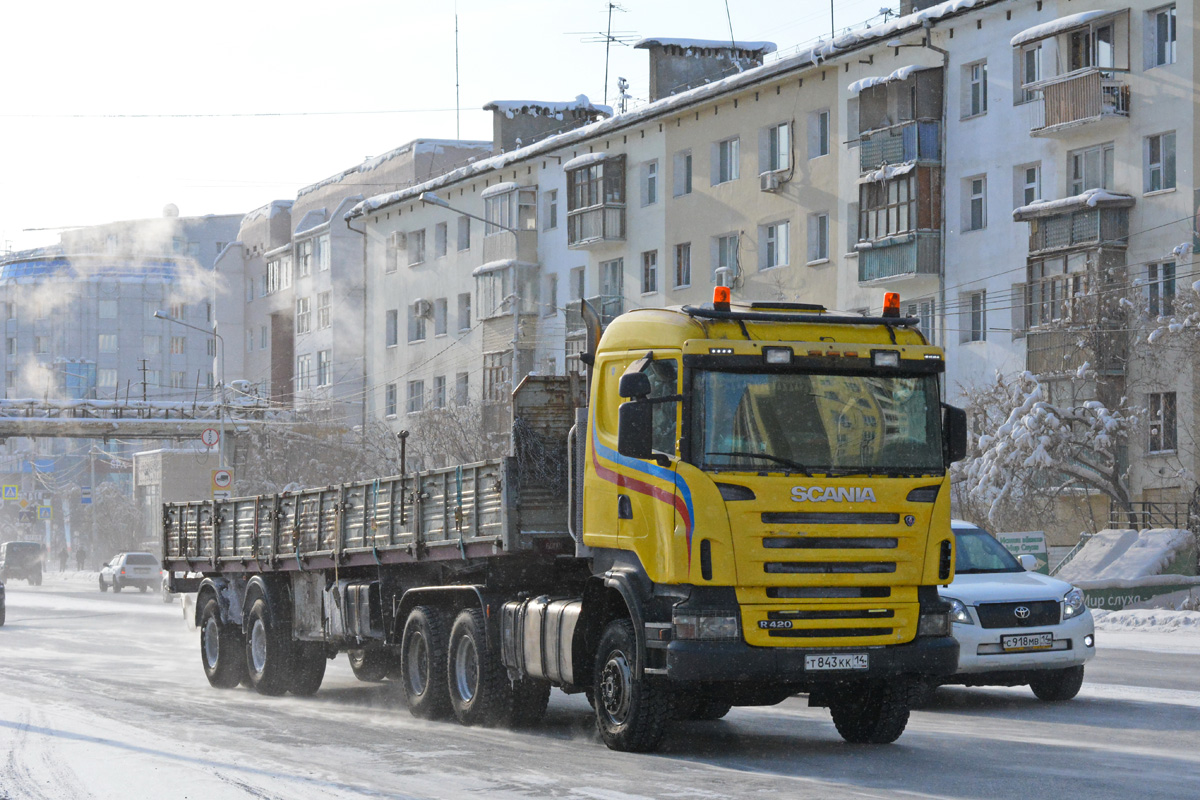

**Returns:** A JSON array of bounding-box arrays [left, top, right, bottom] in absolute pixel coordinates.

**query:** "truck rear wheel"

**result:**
[[348, 648, 390, 682], [829, 680, 910, 744], [245, 597, 291, 696], [1029, 665, 1084, 702], [400, 605, 451, 719], [199, 597, 246, 689], [508, 678, 552, 727], [288, 642, 327, 696], [593, 618, 671, 752], [447, 608, 511, 726]]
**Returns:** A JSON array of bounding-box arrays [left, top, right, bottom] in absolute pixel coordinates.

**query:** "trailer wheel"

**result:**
[[1029, 666, 1084, 702], [447, 608, 511, 726], [245, 596, 291, 696], [507, 678, 552, 727], [348, 648, 390, 682], [400, 605, 451, 719], [288, 642, 327, 696], [829, 680, 910, 744], [199, 596, 246, 689], [593, 618, 671, 752]]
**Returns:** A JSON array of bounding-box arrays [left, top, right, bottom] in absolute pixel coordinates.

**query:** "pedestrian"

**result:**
[[58, 545, 68, 573], [76, 546, 86, 571]]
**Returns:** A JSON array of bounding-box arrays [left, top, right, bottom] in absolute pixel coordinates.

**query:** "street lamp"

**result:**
[[154, 310, 226, 468]]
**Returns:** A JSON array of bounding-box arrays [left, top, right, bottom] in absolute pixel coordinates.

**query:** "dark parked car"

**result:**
[[0, 541, 44, 586]]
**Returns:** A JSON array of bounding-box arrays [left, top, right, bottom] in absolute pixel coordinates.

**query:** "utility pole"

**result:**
[[139, 359, 149, 402]]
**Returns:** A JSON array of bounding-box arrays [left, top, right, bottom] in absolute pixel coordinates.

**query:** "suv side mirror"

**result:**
[[618, 400, 654, 459], [1017, 554, 1038, 571], [943, 404, 967, 464]]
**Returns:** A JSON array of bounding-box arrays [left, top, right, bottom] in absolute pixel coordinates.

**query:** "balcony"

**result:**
[[856, 231, 941, 284], [1026, 206, 1129, 255], [859, 120, 940, 173], [565, 295, 624, 334], [566, 206, 625, 248], [481, 229, 537, 264], [1028, 68, 1129, 136], [1025, 327, 1125, 376]]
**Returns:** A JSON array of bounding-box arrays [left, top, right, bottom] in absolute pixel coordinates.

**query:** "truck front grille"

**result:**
[[762, 512, 900, 525], [763, 536, 897, 550], [767, 627, 893, 638], [766, 586, 891, 599], [765, 561, 896, 574]]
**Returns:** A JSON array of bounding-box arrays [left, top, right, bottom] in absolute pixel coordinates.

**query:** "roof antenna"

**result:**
[[567, 3, 636, 108], [725, 0, 736, 48]]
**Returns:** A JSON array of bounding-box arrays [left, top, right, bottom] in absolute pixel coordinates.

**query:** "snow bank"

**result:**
[[1094, 609, 1200, 633], [1057, 528, 1197, 582]]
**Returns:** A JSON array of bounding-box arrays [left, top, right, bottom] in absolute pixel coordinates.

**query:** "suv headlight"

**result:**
[[673, 612, 740, 640], [944, 596, 974, 625], [1062, 587, 1087, 620]]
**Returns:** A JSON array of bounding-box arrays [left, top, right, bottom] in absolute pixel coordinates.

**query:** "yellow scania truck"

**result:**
[[164, 293, 966, 752]]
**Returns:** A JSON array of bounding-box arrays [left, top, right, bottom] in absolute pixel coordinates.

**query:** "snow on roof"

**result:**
[[241, 200, 293, 227], [480, 181, 520, 199], [1012, 188, 1135, 221], [293, 209, 328, 236], [1056, 529, 1197, 582], [634, 37, 777, 54], [848, 65, 933, 96], [296, 139, 492, 199], [471, 258, 536, 276], [348, 0, 1005, 221], [857, 160, 917, 184], [562, 152, 612, 171], [1010, 10, 1114, 48], [483, 96, 612, 119]]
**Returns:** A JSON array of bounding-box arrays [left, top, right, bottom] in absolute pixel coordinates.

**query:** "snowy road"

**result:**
[[2, 576, 1199, 800]]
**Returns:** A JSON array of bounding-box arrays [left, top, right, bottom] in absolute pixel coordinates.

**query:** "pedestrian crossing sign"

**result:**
[[2, 485, 17, 500]]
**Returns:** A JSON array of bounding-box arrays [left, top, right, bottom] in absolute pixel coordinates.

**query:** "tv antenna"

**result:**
[[567, 3, 638, 107]]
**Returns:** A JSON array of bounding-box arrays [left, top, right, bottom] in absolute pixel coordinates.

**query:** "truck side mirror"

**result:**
[[618, 400, 654, 459], [619, 372, 651, 399], [943, 404, 967, 464]]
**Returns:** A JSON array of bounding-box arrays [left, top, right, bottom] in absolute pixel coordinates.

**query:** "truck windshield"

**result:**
[[689, 369, 944, 475]]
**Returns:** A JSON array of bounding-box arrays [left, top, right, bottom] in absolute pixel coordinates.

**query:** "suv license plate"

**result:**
[[1001, 633, 1052, 651], [805, 653, 869, 671]]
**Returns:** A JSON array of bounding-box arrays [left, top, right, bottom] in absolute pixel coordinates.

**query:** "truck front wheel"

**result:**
[[447, 608, 510, 726], [400, 605, 451, 719], [593, 618, 671, 752], [199, 597, 246, 689], [245, 597, 291, 696], [288, 642, 327, 696], [828, 680, 910, 744]]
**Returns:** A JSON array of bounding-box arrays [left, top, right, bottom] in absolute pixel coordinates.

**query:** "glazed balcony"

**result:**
[[856, 231, 941, 284], [858, 120, 940, 173]]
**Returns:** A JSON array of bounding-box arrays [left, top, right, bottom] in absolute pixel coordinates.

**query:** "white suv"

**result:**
[[932, 521, 1095, 701], [99, 552, 160, 593]]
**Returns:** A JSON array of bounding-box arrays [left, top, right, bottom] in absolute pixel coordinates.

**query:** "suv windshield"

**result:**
[[954, 527, 1022, 573], [689, 369, 943, 475]]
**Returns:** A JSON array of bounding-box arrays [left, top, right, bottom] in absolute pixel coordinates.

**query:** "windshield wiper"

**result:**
[[706, 451, 811, 476]]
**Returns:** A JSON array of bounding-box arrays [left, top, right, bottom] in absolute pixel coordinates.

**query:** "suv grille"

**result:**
[[975, 600, 1060, 629]]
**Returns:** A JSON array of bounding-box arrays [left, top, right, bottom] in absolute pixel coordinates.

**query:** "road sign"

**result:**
[[201, 428, 220, 448], [18, 509, 34, 524], [81, 486, 92, 505], [37, 504, 51, 520], [2, 485, 17, 500], [212, 468, 234, 500]]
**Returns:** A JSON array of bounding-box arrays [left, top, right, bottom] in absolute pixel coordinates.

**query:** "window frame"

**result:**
[[964, 61, 988, 118], [641, 250, 658, 294], [806, 214, 828, 264], [674, 243, 692, 289], [1148, 391, 1177, 452], [762, 221, 790, 270], [714, 137, 740, 185], [1069, 142, 1115, 195], [966, 176, 987, 231], [1144, 131, 1176, 193]]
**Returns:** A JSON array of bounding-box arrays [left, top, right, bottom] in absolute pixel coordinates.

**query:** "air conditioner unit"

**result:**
[[760, 172, 784, 192], [413, 298, 433, 317]]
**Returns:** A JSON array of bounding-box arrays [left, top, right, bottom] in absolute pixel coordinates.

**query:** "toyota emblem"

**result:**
[[1014, 606, 1031, 619]]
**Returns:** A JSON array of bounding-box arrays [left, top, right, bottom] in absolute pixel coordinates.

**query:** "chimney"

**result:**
[[482, 96, 612, 153], [634, 38, 776, 102]]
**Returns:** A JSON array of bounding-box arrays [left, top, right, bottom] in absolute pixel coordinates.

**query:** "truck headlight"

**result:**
[[673, 612, 740, 640], [918, 609, 951, 637], [944, 596, 973, 625], [1062, 587, 1086, 620]]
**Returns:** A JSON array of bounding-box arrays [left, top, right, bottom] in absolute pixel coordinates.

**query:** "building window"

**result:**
[[714, 234, 739, 282], [714, 137, 740, 184], [317, 233, 331, 271], [408, 303, 427, 342], [457, 216, 471, 251], [170, 336, 186, 355], [967, 291, 987, 342], [266, 258, 282, 292], [483, 352, 511, 403], [768, 120, 792, 169], [245, 330, 253, 353], [1148, 5, 1176, 68], [98, 334, 118, 353], [1148, 261, 1176, 317], [297, 239, 312, 277], [641, 250, 658, 294], [98, 300, 118, 319], [260, 326, 268, 349], [169, 303, 185, 319], [543, 190, 558, 230], [1016, 163, 1041, 207], [434, 222, 448, 259], [317, 350, 331, 387], [456, 372, 469, 405], [35, 336, 49, 354], [674, 243, 692, 288], [98, 369, 117, 390], [385, 309, 398, 347], [905, 298, 937, 344], [966, 176, 987, 231], [1069, 142, 1114, 195], [543, 273, 558, 316], [4, 337, 12, 356], [457, 293, 471, 331], [806, 113, 826, 161], [317, 291, 331, 329], [142, 335, 160, 355], [295, 297, 311, 334], [171, 371, 187, 389], [1027, 253, 1089, 327], [432, 375, 446, 409], [406, 380, 425, 413], [207, 338, 217, 357], [763, 220, 792, 271], [601, 258, 623, 299], [296, 354, 311, 391], [964, 61, 988, 117], [807, 215, 828, 264], [570, 266, 585, 300], [485, 185, 536, 236], [673, 150, 692, 196], [434, 298, 448, 336], [1018, 45, 1041, 104], [1145, 132, 1176, 193], [408, 229, 426, 265], [1148, 392, 1177, 452], [566, 157, 625, 245], [642, 160, 658, 206], [385, 383, 397, 417]]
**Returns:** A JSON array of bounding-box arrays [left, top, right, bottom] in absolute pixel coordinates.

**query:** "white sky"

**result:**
[[0, 0, 900, 253]]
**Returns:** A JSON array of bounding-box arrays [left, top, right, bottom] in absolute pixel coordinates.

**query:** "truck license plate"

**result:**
[[805, 653, 869, 671], [1001, 632, 1052, 651]]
